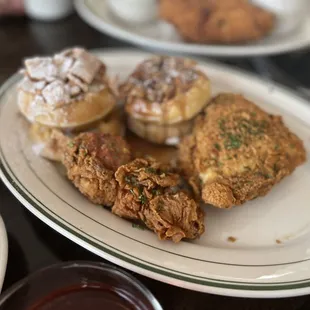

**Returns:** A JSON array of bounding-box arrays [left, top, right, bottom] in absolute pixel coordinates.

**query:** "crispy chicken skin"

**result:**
[[63, 132, 131, 206], [113, 158, 205, 242], [159, 0, 274, 44], [179, 93, 306, 209]]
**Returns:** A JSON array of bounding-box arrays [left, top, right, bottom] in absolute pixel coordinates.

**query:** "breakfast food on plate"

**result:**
[[179, 93, 306, 209], [17, 47, 123, 161], [29, 124, 69, 161], [159, 0, 275, 44], [113, 158, 205, 242], [121, 55, 211, 144], [63, 132, 131, 206], [18, 47, 116, 128], [29, 105, 125, 161], [17, 50, 307, 243]]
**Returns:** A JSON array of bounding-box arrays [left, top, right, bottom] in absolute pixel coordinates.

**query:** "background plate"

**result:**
[[0, 50, 310, 298], [75, 0, 310, 57]]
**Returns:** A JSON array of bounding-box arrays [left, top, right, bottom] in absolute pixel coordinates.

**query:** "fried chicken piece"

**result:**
[[179, 93, 306, 209], [29, 106, 125, 162], [63, 132, 131, 206], [113, 158, 205, 242], [159, 0, 275, 44]]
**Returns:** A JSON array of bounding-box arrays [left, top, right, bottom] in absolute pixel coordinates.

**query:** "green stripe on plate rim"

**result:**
[[1, 73, 310, 292]]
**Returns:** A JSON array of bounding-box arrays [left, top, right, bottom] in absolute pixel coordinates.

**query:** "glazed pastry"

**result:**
[[121, 56, 211, 144], [127, 116, 192, 145], [159, 0, 275, 44], [17, 47, 116, 129]]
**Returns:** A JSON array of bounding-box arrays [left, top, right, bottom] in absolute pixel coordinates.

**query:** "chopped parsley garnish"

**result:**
[[274, 144, 279, 151], [145, 167, 157, 174], [132, 223, 145, 230], [125, 175, 138, 186], [238, 118, 267, 136], [218, 119, 226, 132], [138, 193, 147, 205], [157, 202, 165, 212], [250, 112, 257, 117], [152, 189, 161, 196], [224, 134, 242, 150], [80, 145, 88, 155], [290, 143, 295, 149], [67, 141, 75, 148], [256, 172, 272, 179], [214, 143, 221, 151]]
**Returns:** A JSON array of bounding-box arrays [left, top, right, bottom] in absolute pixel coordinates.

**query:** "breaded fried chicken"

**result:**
[[63, 132, 131, 206], [179, 93, 306, 209], [159, 0, 275, 44], [113, 158, 205, 242]]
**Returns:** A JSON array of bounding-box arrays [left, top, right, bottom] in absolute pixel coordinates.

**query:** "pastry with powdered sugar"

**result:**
[[121, 55, 211, 145], [17, 47, 124, 161]]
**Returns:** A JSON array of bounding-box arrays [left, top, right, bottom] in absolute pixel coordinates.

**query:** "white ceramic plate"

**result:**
[[75, 0, 310, 57], [1, 50, 310, 298], [0, 215, 8, 292]]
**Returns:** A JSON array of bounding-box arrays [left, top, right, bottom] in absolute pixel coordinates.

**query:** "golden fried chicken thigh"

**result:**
[[159, 0, 275, 44], [113, 158, 205, 242], [179, 93, 306, 209], [63, 132, 131, 206]]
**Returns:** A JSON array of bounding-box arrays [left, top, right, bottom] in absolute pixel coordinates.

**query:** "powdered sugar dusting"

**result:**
[[42, 80, 71, 107], [122, 56, 201, 103], [69, 50, 102, 84], [25, 57, 58, 81], [54, 55, 74, 79], [19, 48, 106, 108]]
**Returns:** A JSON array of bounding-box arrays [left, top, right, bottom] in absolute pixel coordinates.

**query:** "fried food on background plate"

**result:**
[[179, 93, 306, 209], [159, 0, 275, 44], [62, 132, 131, 206], [113, 158, 205, 242]]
